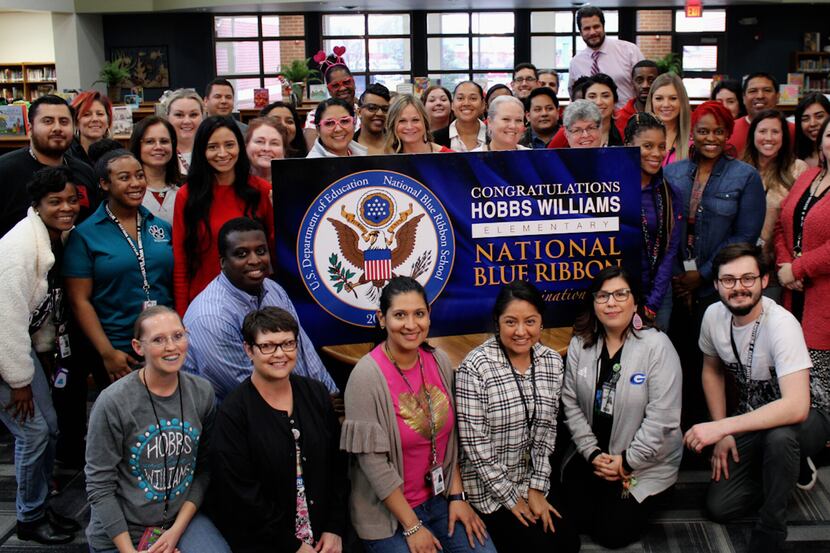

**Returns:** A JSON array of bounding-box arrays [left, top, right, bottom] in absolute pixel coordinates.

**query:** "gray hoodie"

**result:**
[[561, 328, 683, 502], [85, 371, 215, 549]]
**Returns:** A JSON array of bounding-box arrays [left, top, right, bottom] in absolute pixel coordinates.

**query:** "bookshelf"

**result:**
[[0, 62, 57, 102], [792, 52, 830, 94]]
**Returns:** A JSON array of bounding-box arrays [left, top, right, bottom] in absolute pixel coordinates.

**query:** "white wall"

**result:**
[[52, 12, 104, 92], [0, 11, 55, 63]]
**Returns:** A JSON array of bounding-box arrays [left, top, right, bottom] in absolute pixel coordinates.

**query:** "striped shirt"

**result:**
[[182, 273, 338, 401], [456, 337, 563, 514]]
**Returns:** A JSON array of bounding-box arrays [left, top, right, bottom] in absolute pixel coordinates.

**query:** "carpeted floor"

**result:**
[[0, 434, 826, 552]]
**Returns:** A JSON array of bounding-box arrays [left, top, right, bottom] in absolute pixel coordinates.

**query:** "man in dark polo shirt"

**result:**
[[0, 95, 98, 237]]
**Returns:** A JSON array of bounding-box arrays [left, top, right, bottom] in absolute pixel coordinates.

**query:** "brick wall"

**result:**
[[637, 35, 673, 61]]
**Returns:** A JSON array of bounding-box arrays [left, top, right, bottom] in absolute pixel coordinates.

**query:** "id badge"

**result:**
[[600, 383, 615, 415], [142, 300, 158, 311], [58, 334, 71, 359], [137, 527, 164, 551], [683, 258, 698, 272], [429, 464, 445, 496]]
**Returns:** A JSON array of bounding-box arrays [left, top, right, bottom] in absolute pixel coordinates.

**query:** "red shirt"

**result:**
[[727, 116, 796, 158], [615, 98, 638, 137], [173, 175, 275, 316]]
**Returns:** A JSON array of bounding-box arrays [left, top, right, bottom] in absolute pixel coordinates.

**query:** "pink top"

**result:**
[[568, 37, 644, 108], [371, 345, 454, 508]]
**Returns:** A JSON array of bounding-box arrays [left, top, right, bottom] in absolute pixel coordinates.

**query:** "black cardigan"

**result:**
[[205, 375, 347, 553]]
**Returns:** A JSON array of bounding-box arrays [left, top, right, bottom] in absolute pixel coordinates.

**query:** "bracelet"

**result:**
[[403, 520, 423, 538]]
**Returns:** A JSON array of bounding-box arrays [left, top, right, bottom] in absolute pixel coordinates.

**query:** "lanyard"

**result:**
[[794, 172, 829, 256], [594, 343, 623, 407], [105, 205, 151, 302], [501, 344, 537, 437], [177, 151, 190, 173], [729, 310, 763, 382], [141, 370, 184, 527], [385, 342, 438, 467]]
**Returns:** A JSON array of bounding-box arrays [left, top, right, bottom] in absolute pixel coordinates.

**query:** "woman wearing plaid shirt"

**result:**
[[456, 281, 580, 552]]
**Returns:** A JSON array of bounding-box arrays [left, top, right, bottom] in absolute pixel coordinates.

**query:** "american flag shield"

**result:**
[[364, 248, 393, 281]]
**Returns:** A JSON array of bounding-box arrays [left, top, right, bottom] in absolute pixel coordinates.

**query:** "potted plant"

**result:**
[[280, 58, 322, 100], [655, 52, 682, 75], [95, 59, 131, 101]]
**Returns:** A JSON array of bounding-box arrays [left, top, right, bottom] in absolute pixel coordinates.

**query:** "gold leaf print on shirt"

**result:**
[[398, 384, 450, 439]]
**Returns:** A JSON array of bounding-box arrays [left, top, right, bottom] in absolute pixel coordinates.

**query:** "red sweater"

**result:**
[[774, 167, 830, 349], [173, 175, 274, 316]]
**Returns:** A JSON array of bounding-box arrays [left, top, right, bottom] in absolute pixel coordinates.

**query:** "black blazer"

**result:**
[[432, 125, 452, 148], [206, 375, 346, 553]]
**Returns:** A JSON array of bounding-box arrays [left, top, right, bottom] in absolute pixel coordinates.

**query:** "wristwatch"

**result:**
[[447, 492, 467, 502]]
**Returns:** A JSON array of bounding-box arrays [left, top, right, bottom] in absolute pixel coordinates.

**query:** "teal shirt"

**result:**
[[63, 204, 173, 351]]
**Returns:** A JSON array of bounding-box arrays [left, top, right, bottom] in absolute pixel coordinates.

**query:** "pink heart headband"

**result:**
[[313, 46, 349, 80]]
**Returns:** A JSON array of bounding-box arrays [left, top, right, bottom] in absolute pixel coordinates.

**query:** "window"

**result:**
[[321, 13, 411, 95], [529, 10, 618, 99], [634, 9, 726, 100], [214, 15, 306, 107], [427, 11, 515, 92]]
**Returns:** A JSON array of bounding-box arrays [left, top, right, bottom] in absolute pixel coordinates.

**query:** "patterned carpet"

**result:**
[[0, 433, 826, 552]]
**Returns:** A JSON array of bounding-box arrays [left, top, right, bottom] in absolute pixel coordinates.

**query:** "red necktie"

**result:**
[[590, 50, 601, 76]]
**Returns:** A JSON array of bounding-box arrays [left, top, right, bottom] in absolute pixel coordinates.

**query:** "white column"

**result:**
[[52, 12, 105, 93]]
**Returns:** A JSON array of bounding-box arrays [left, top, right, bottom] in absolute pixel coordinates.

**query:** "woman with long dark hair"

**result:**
[[342, 276, 497, 553], [433, 81, 487, 152], [259, 101, 309, 158], [456, 281, 579, 552], [624, 113, 682, 329], [794, 93, 830, 168], [172, 116, 274, 316], [420, 86, 453, 133], [306, 99, 367, 158], [710, 80, 745, 120], [561, 266, 682, 549], [130, 115, 182, 224]]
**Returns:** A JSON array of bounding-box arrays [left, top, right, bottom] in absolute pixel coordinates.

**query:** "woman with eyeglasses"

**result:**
[[206, 307, 346, 553], [130, 116, 182, 225], [85, 305, 230, 553], [307, 98, 367, 158], [664, 101, 765, 428], [560, 266, 682, 549], [384, 94, 454, 154]]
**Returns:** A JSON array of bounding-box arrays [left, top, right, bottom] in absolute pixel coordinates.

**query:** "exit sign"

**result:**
[[686, 0, 703, 17]]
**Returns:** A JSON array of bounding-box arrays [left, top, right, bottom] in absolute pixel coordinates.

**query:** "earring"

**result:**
[[632, 313, 643, 331]]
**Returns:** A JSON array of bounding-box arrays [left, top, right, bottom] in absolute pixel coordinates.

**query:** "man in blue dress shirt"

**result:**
[[183, 217, 338, 401]]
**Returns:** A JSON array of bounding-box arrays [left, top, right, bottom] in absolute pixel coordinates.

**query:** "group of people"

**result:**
[[0, 4, 829, 553]]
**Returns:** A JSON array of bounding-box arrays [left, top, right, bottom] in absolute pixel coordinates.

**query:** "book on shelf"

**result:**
[[111, 105, 133, 135], [779, 84, 801, 105], [0, 104, 29, 136], [788, 73, 805, 86], [804, 32, 822, 53]]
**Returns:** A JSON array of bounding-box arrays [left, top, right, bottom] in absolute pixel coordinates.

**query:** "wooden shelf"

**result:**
[[0, 62, 56, 101]]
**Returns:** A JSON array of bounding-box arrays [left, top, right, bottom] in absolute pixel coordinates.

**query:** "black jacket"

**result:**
[[206, 375, 347, 553]]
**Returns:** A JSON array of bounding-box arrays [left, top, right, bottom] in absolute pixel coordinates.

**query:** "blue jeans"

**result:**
[[89, 512, 232, 553], [363, 495, 499, 553], [0, 351, 58, 522]]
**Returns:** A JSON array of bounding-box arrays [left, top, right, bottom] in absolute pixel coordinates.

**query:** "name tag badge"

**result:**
[[683, 258, 698, 272], [58, 334, 71, 359], [142, 300, 158, 311], [429, 464, 445, 496], [600, 383, 615, 415], [53, 367, 68, 389]]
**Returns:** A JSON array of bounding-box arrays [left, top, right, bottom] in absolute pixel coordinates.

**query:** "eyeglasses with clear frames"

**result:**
[[567, 125, 600, 136], [514, 76, 537, 84], [593, 288, 632, 303], [717, 274, 760, 288], [319, 116, 355, 130], [253, 340, 298, 355], [143, 330, 189, 348]]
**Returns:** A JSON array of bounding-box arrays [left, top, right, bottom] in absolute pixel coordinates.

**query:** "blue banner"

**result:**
[[275, 147, 642, 346]]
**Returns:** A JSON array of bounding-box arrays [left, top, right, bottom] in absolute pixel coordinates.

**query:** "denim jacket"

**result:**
[[664, 156, 765, 294]]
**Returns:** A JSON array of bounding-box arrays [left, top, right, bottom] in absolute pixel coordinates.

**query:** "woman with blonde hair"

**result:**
[[162, 89, 205, 174], [384, 94, 453, 154], [646, 73, 691, 165]]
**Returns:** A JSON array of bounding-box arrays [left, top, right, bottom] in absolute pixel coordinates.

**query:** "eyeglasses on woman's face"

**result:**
[[252, 339, 298, 355], [593, 288, 632, 303], [319, 116, 355, 130]]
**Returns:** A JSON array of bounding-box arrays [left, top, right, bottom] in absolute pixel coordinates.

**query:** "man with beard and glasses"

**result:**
[[684, 243, 813, 553], [0, 95, 97, 237], [183, 217, 338, 403], [568, 6, 643, 109], [354, 83, 390, 155]]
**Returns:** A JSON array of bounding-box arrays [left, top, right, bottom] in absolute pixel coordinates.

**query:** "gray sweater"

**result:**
[[561, 328, 683, 502], [85, 371, 215, 549]]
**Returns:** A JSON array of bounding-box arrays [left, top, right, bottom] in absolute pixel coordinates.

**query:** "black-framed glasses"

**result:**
[[593, 289, 632, 303], [717, 274, 760, 289], [253, 340, 298, 355], [361, 103, 389, 114]]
